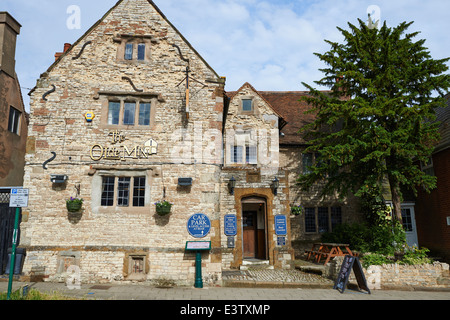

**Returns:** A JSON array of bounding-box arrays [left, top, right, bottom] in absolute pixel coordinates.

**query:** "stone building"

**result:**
[[20, 0, 360, 285]]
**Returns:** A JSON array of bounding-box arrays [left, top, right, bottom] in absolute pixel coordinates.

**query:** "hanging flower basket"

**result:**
[[290, 204, 304, 216], [155, 200, 173, 216], [66, 197, 83, 212]]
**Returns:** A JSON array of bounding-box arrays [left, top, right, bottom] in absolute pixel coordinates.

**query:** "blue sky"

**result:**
[[3, 0, 450, 111]]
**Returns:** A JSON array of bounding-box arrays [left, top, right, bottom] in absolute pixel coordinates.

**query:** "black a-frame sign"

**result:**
[[334, 255, 371, 294]]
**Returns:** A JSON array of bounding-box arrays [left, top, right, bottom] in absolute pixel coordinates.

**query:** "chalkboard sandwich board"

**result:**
[[334, 255, 371, 294]]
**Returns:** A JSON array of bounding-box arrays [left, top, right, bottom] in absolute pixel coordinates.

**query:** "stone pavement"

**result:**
[[2, 278, 450, 301]]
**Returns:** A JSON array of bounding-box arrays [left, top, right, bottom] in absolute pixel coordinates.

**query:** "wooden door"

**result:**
[[243, 211, 257, 258]]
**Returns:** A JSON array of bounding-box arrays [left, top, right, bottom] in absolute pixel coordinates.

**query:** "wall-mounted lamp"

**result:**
[[228, 176, 236, 195], [50, 175, 68, 184], [271, 177, 279, 195]]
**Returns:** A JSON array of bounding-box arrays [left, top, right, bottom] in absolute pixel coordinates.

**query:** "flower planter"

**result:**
[[67, 202, 82, 212], [156, 207, 171, 216]]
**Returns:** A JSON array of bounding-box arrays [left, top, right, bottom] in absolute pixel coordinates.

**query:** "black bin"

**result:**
[[5, 248, 26, 275]]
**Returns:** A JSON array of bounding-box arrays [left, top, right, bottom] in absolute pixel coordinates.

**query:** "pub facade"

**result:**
[[20, 0, 358, 286]]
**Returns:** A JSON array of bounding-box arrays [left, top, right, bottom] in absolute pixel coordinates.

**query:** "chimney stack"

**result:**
[[55, 43, 72, 61], [0, 12, 22, 78]]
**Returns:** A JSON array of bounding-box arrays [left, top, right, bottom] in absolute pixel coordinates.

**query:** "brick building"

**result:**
[[19, 0, 360, 285], [415, 93, 450, 263], [0, 12, 28, 275], [0, 12, 28, 187]]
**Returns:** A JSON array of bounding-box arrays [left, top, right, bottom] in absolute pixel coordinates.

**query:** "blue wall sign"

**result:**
[[224, 215, 237, 236], [187, 213, 211, 238], [275, 215, 287, 236]]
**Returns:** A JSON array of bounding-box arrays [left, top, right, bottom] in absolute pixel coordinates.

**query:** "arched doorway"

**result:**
[[242, 196, 267, 260]]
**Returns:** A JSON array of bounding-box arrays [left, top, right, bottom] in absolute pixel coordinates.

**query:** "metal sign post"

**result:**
[[185, 241, 211, 289], [7, 188, 28, 300]]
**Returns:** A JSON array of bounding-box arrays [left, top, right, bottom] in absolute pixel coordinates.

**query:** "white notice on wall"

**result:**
[[9, 188, 29, 208]]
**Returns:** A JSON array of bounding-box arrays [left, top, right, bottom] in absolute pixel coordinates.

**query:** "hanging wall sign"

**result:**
[[187, 213, 211, 238]]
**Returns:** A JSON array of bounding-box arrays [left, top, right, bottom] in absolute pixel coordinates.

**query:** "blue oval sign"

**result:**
[[187, 213, 211, 238]]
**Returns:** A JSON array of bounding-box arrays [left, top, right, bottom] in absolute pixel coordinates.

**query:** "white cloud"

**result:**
[[2, 0, 449, 111]]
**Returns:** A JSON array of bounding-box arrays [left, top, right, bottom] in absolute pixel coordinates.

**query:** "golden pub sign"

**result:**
[[90, 130, 157, 161]]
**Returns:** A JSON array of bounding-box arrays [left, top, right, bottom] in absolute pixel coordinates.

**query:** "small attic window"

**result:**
[[125, 43, 133, 60], [115, 34, 156, 63], [242, 99, 253, 112], [137, 44, 146, 61]]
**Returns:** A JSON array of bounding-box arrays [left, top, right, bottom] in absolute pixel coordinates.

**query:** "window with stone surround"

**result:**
[[114, 34, 156, 63], [229, 129, 258, 165], [107, 100, 151, 127], [304, 206, 342, 234], [100, 176, 147, 208]]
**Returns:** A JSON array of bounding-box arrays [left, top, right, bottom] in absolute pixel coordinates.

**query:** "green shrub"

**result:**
[[360, 253, 391, 269]]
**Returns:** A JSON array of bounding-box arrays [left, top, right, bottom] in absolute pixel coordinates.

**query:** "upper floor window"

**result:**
[[124, 43, 146, 61], [108, 100, 151, 127], [302, 153, 314, 174], [420, 157, 434, 176], [125, 43, 133, 60], [242, 99, 253, 112], [114, 34, 156, 63], [8, 106, 21, 135]]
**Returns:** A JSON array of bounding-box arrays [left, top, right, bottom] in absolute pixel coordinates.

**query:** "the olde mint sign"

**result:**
[[187, 213, 211, 238], [90, 130, 157, 161]]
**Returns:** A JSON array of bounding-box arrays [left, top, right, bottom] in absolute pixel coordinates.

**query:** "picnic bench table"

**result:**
[[305, 243, 355, 265]]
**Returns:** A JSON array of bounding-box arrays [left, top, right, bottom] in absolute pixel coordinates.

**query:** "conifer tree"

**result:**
[[299, 17, 450, 224]]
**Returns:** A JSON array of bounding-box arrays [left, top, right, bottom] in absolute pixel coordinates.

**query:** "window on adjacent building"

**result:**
[[8, 106, 21, 134], [318, 207, 329, 233], [101, 176, 146, 207], [304, 207, 316, 233], [242, 99, 253, 112], [401, 208, 413, 232], [304, 206, 342, 234], [302, 153, 313, 174], [331, 207, 342, 230], [420, 157, 434, 176]]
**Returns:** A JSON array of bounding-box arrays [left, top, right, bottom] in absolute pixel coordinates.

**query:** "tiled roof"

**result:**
[[225, 89, 320, 145], [259, 91, 317, 145]]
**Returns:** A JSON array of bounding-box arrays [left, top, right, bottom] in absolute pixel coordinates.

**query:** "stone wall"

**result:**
[[331, 257, 450, 290]]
